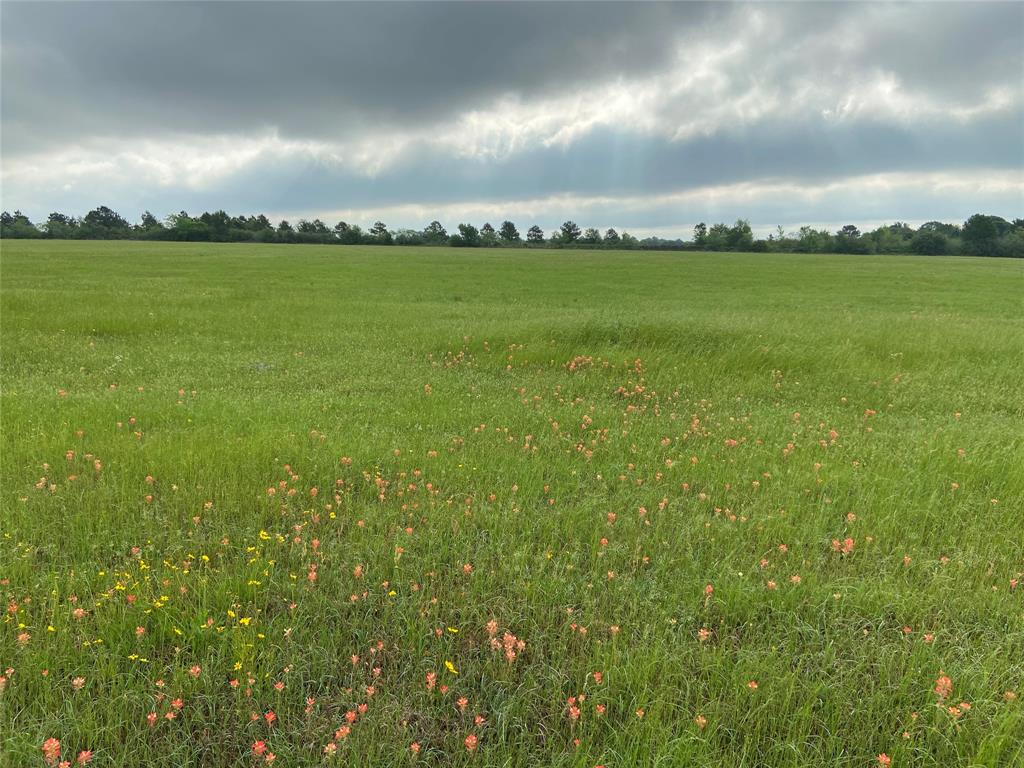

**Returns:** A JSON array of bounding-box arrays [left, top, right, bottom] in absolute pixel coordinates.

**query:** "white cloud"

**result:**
[[283, 170, 1024, 235]]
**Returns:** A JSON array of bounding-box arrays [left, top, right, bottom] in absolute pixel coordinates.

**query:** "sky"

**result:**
[[2, 1, 1022, 237]]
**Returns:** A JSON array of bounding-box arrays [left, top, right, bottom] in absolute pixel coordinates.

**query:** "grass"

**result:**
[[1, 239, 1023, 767]]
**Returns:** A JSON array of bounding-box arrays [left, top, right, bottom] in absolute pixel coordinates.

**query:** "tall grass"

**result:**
[[1, 240, 1022, 767]]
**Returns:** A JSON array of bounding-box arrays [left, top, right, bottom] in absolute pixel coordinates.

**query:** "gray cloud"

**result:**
[[1, 1, 1021, 231], [1, 1, 722, 152]]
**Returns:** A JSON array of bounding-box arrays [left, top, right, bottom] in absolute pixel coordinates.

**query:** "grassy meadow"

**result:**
[[1, 240, 1023, 767]]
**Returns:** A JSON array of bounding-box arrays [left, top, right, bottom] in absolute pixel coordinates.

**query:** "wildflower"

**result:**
[[695, 714, 707, 729], [410, 742, 420, 754], [877, 755, 891, 767], [935, 674, 953, 699], [42, 738, 61, 765], [830, 537, 855, 554], [747, 680, 759, 690], [445, 660, 459, 675], [464, 734, 478, 752], [72, 676, 86, 691], [189, 665, 201, 678], [323, 742, 337, 756], [77, 751, 93, 765], [146, 712, 157, 727]]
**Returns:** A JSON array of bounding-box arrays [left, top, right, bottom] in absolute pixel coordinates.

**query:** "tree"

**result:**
[[559, 220, 581, 243], [919, 221, 959, 237], [705, 223, 730, 250], [604, 228, 620, 244], [910, 230, 948, 256], [835, 223, 870, 254], [393, 229, 426, 246], [295, 218, 330, 243], [450, 223, 480, 247], [82, 206, 130, 238], [163, 211, 210, 241], [619, 231, 638, 249], [370, 221, 392, 244], [795, 225, 834, 253], [199, 210, 231, 239], [0, 210, 41, 238], [43, 212, 79, 239], [526, 225, 545, 244], [251, 214, 274, 231], [693, 222, 708, 246], [581, 227, 602, 245], [334, 221, 362, 244], [962, 214, 1008, 256], [139, 211, 162, 230], [865, 225, 904, 254], [480, 222, 498, 246], [423, 220, 447, 244], [726, 219, 754, 250], [498, 220, 520, 242]]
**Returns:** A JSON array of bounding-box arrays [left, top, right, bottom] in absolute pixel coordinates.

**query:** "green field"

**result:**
[[2, 240, 1023, 767]]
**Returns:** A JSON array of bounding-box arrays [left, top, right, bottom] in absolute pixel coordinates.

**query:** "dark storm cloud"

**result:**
[[1, 1, 721, 152], [170, 112, 1023, 213], [1, 1, 1021, 230]]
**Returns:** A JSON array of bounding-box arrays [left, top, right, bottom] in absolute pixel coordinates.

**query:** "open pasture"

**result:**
[[1, 241, 1023, 767]]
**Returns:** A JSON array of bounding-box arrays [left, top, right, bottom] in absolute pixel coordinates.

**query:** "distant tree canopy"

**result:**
[[499, 220, 520, 242], [1, 205, 1021, 257]]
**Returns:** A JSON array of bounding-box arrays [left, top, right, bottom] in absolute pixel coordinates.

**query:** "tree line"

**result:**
[[1, 207, 1021, 257]]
